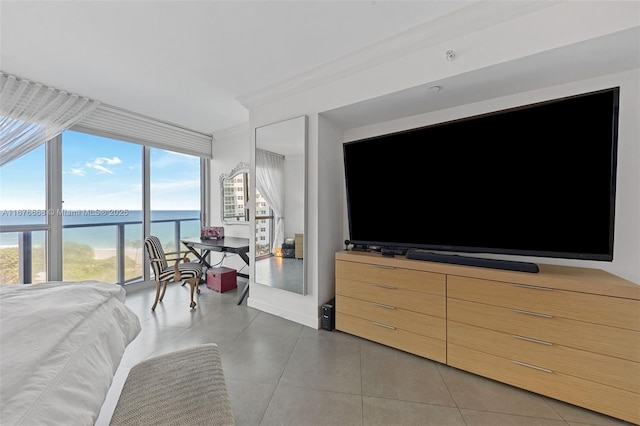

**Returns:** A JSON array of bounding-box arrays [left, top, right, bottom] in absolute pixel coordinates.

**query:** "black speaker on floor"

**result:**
[[321, 299, 335, 331]]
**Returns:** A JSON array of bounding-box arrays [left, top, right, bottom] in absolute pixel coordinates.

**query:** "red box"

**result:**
[[206, 267, 237, 292]]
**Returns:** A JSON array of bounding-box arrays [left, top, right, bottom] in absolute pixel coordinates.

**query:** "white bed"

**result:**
[[0, 281, 141, 425]]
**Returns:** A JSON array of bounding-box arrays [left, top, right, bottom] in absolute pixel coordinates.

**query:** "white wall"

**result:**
[[343, 69, 640, 284], [246, 1, 640, 328], [209, 125, 252, 275], [317, 115, 348, 306]]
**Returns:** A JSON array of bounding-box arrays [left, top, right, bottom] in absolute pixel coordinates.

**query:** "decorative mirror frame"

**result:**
[[220, 162, 250, 224]]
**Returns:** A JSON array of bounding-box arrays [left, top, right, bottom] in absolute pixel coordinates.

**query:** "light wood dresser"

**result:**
[[335, 251, 640, 424], [295, 234, 304, 259]]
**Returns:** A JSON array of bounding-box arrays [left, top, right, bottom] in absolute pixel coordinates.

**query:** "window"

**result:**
[[62, 131, 143, 283], [150, 148, 201, 255], [255, 189, 273, 257], [221, 167, 249, 224], [2, 130, 205, 285], [0, 145, 47, 284]]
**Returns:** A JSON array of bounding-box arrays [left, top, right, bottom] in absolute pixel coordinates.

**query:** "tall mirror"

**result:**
[[254, 115, 307, 295], [220, 162, 249, 224]]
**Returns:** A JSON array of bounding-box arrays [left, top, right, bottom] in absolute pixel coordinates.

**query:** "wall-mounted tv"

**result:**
[[343, 87, 619, 268]]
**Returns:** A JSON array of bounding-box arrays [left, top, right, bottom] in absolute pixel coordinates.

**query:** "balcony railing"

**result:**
[[0, 217, 199, 285]]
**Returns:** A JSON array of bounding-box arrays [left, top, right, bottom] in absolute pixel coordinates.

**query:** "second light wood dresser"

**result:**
[[335, 250, 640, 424], [295, 234, 304, 259]]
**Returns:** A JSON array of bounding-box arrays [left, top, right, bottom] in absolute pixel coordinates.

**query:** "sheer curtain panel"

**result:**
[[256, 149, 285, 254], [0, 72, 100, 166]]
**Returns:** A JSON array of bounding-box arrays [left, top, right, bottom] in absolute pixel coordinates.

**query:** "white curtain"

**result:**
[[0, 72, 100, 166], [73, 104, 213, 158], [256, 149, 285, 255]]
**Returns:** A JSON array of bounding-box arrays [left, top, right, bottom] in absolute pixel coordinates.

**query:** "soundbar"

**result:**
[[405, 249, 539, 273]]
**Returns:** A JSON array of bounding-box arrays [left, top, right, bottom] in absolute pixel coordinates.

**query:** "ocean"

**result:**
[[0, 210, 200, 250]]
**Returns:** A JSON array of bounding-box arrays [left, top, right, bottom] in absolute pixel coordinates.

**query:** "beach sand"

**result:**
[[94, 248, 144, 264]]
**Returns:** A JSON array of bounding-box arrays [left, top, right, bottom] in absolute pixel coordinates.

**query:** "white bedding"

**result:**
[[0, 281, 141, 425]]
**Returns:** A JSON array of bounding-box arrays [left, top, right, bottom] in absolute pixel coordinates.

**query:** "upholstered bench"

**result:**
[[110, 344, 235, 426]]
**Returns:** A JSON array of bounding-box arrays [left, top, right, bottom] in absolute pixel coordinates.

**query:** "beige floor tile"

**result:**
[[545, 399, 637, 426], [363, 396, 466, 426], [240, 311, 305, 339], [226, 379, 276, 426], [279, 338, 362, 394], [260, 385, 362, 426], [218, 333, 299, 385], [460, 408, 570, 425], [361, 343, 456, 406], [437, 365, 563, 420]]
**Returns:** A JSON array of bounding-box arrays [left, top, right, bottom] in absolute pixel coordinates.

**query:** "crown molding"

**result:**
[[212, 122, 251, 142], [236, 1, 560, 110]]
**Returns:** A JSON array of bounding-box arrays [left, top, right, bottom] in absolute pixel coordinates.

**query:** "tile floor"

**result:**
[[96, 280, 634, 426], [255, 256, 304, 294]]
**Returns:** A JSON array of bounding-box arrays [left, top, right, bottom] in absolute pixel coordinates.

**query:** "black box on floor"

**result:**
[[321, 299, 335, 331], [281, 243, 295, 258]]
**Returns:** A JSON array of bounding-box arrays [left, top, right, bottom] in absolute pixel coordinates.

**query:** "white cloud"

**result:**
[[94, 157, 122, 166], [65, 156, 124, 176], [88, 163, 114, 174], [74, 156, 123, 175], [69, 168, 85, 176]]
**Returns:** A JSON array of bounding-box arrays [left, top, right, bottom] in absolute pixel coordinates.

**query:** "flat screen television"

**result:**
[[343, 87, 619, 269]]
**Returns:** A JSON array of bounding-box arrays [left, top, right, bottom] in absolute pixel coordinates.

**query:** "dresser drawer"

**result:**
[[448, 321, 639, 393], [447, 344, 640, 425], [336, 312, 446, 363], [448, 298, 640, 362], [337, 278, 445, 318], [336, 295, 445, 341], [447, 276, 640, 331], [448, 275, 640, 331], [336, 260, 445, 296]]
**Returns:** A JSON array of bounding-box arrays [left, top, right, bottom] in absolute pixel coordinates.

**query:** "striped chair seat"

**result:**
[[155, 261, 202, 282]]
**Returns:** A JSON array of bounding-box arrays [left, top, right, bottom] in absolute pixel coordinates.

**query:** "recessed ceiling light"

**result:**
[[428, 86, 442, 92]]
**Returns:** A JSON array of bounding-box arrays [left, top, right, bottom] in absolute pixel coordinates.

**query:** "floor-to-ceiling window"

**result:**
[[62, 131, 144, 283], [0, 129, 205, 285], [149, 147, 201, 254], [0, 145, 47, 284]]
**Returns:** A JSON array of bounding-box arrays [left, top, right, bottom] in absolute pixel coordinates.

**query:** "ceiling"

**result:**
[[2, 2, 638, 137], [0, 0, 473, 135], [323, 26, 640, 129]]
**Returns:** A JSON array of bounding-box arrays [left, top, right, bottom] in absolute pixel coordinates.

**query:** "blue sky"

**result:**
[[0, 130, 200, 210]]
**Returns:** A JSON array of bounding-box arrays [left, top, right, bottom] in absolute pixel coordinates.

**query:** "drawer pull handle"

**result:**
[[512, 334, 553, 346], [373, 302, 396, 310], [512, 360, 552, 373], [512, 283, 553, 291], [371, 283, 397, 290], [374, 265, 396, 270], [372, 321, 396, 330], [512, 308, 553, 319]]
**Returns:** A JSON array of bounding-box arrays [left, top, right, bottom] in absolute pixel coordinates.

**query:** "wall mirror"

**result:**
[[254, 115, 307, 295], [220, 162, 249, 224]]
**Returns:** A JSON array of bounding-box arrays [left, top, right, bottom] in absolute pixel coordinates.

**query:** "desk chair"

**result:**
[[144, 235, 202, 310]]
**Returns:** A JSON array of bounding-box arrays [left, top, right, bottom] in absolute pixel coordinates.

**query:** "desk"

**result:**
[[181, 237, 250, 305]]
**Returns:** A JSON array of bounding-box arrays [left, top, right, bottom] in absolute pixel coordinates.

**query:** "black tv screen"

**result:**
[[343, 87, 619, 261]]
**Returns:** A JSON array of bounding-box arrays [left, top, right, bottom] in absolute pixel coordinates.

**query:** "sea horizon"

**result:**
[[0, 209, 200, 249]]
